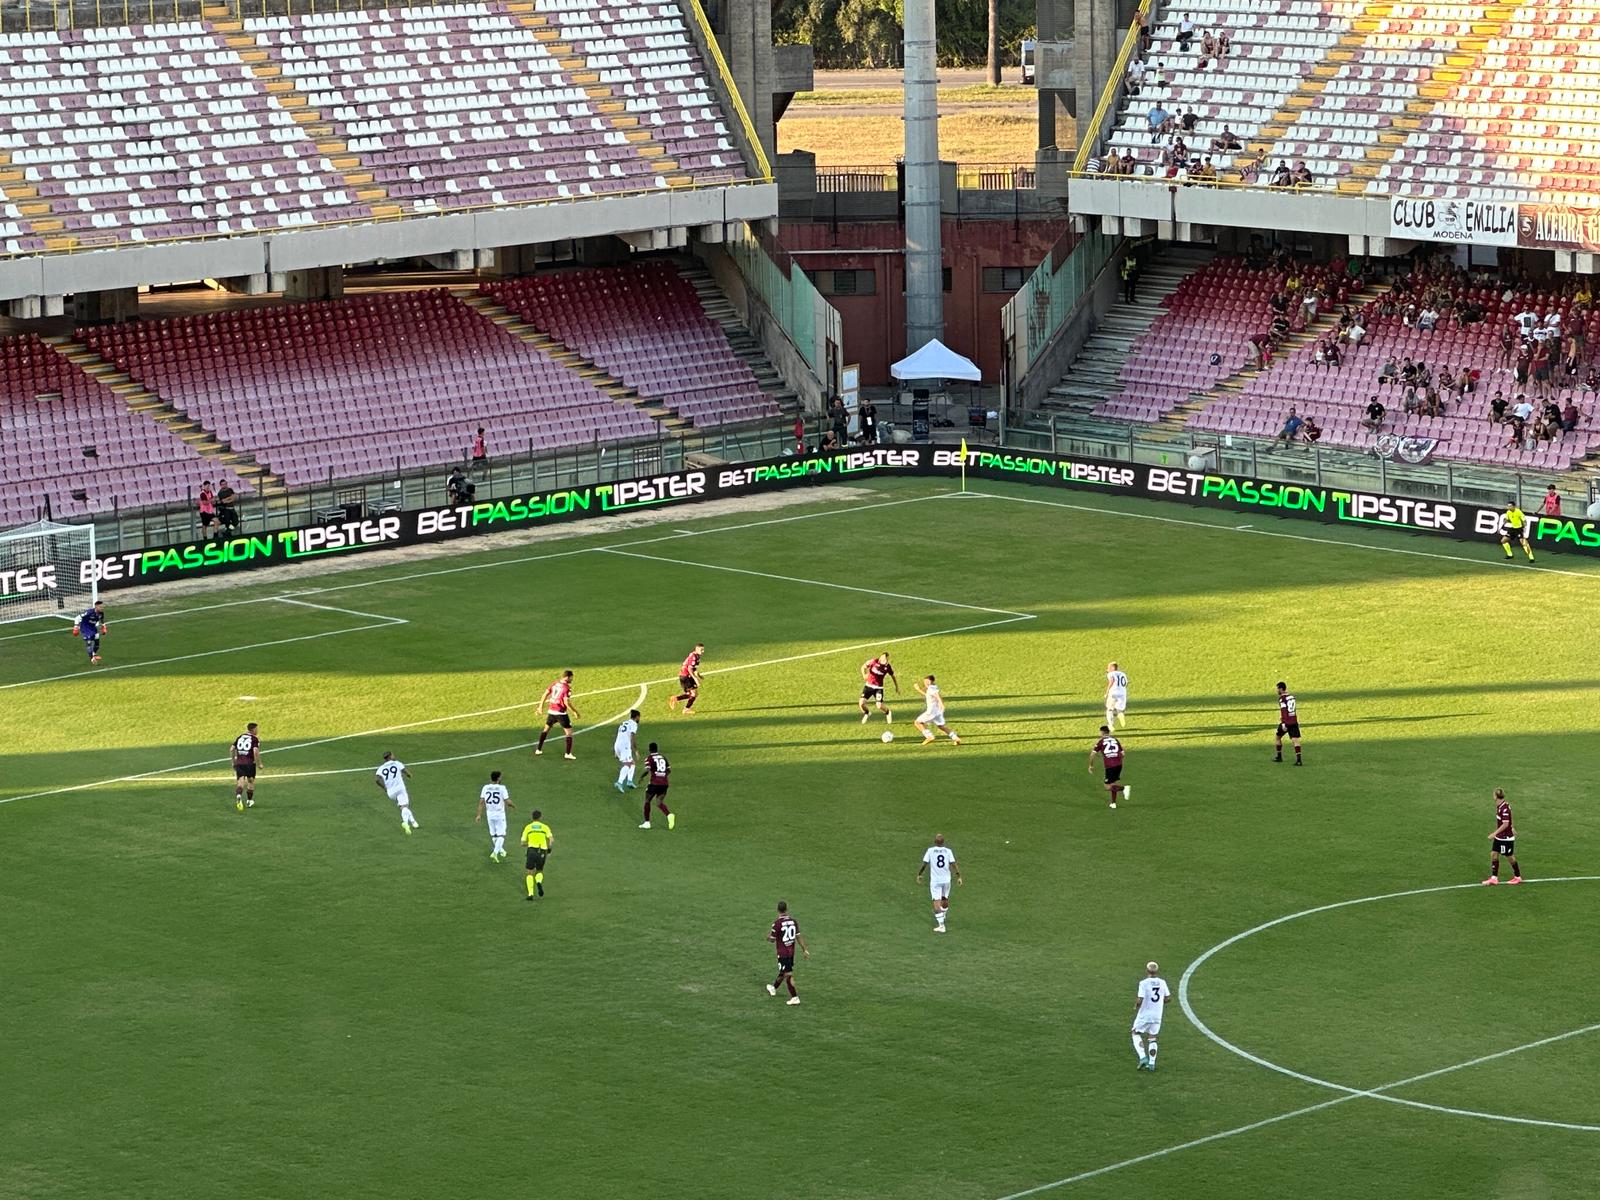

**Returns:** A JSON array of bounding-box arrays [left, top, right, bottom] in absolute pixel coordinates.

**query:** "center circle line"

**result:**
[[1178, 875, 1600, 1132]]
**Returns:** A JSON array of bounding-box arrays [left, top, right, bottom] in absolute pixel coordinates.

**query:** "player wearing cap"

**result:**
[[1131, 961, 1170, 1071]]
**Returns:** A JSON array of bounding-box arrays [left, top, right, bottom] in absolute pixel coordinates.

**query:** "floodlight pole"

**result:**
[[903, 0, 944, 356]]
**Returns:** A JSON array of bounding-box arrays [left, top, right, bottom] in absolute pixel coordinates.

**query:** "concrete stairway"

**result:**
[[678, 264, 804, 421], [1040, 245, 1215, 419]]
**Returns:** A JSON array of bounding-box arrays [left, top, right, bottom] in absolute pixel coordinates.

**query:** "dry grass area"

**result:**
[[778, 111, 1038, 166]]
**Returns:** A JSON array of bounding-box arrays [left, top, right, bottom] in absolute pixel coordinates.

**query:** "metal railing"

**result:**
[[1013, 417, 1598, 515], [1006, 227, 1117, 370], [812, 163, 1038, 194], [1070, 0, 1154, 174], [69, 420, 793, 556]]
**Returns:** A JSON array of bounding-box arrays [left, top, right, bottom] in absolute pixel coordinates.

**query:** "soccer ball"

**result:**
[[881, 730, 894, 743]]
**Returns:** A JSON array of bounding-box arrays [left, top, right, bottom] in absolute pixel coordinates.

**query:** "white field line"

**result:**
[[0, 612, 1030, 806], [0, 593, 297, 642], [995, 1013, 1600, 1198], [1178, 875, 1600, 1131], [0, 596, 408, 692], [963, 490, 1600, 582], [599, 547, 1032, 617]]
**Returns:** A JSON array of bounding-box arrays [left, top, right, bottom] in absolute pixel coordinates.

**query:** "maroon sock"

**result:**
[[536, 729, 548, 750], [643, 799, 653, 822], [772, 974, 784, 990], [656, 799, 671, 816], [565, 732, 573, 753], [785, 978, 797, 997], [684, 694, 697, 710]]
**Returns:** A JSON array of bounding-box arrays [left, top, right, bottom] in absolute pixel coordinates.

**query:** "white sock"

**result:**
[[1106, 707, 1116, 727], [401, 807, 417, 828], [947, 729, 958, 740], [1147, 1039, 1158, 1063], [492, 835, 504, 854], [624, 764, 635, 783], [1132, 1033, 1145, 1059], [618, 766, 629, 785], [935, 909, 946, 927]]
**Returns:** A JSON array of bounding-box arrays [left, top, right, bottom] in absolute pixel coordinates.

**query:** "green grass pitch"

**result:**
[[3, 476, 1599, 1200]]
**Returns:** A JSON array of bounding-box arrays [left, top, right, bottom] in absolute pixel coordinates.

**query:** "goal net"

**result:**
[[0, 519, 96, 625]]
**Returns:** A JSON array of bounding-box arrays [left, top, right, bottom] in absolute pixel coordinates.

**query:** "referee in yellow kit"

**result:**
[[521, 809, 554, 900], [1500, 501, 1534, 562]]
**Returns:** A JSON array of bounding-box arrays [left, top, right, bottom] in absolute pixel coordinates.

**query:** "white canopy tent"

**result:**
[[889, 339, 982, 382]]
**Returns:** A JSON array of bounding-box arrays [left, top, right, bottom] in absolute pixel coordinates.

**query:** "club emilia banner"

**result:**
[[1388, 195, 1518, 246], [7, 446, 1598, 598]]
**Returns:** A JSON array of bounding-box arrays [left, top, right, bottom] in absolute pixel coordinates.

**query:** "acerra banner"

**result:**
[[4, 446, 1593, 598]]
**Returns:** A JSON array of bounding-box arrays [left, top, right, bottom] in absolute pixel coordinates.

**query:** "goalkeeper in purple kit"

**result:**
[[72, 600, 107, 663]]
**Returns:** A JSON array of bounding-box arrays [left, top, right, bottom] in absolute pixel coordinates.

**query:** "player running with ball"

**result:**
[[859, 652, 898, 724]]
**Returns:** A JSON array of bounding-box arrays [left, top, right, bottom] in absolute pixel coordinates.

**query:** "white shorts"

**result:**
[[1132, 1017, 1162, 1036], [389, 789, 410, 808], [929, 879, 951, 901], [487, 812, 507, 837], [614, 744, 633, 763], [918, 708, 945, 726], [1108, 692, 1127, 712]]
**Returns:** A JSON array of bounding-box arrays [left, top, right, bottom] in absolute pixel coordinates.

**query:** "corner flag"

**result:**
[[959, 437, 968, 492]]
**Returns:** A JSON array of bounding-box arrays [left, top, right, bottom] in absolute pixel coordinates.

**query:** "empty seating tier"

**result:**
[[484, 261, 778, 425], [0, 333, 221, 526], [77, 290, 662, 487], [0, 23, 368, 248]]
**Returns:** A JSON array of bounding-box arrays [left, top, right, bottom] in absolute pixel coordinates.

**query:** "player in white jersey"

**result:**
[[613, 708, 641, 793], [1131, 961, 1170, 1071], [915, 833, 963, 932], [476, 769, 516, 861], [1105, 661, 1129, 728], [374, 751, 419, 834], [913, 675, 960, 745]]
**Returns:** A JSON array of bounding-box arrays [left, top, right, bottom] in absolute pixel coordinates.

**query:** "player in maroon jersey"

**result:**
[[231, 722, 261, 812], [1088, 725, 1129, 809], [858, 651, 899, 724], [765, 900, 810, 1005], [1483, 788, 1523, 885], [669, 643, 705, 714], [535, 670, 581, 759], [1273, 681, 1303, 765], [639, 742, 675, 829]]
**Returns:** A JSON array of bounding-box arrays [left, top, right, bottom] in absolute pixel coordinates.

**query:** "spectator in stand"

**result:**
[[1209, 126, 1243, 153], [1402, 383, 1421, 415], [1237, 149, 1263, 183], [1499, 323, 1518, 366], [1561, 399, 1582, 432], [1457, 365, 1475, 396], [215, 479, 238, 535], [1300, 415, 1322, 446], [1270, 160, 1292, 188], [819, 429, 841, 452], [1135, 8, 1153, 54], [1417, 304, 1439, 332], [1543, 485, 1562, 517], [1180, 107, 1198, 133], [1378, 354, 1398, 386], [1216, 28, 1231, 60], [1563, 334, 1582, 378], [1291, 161, 1314, 187], [1363, 396, 1386, 432], [198, 479, 217, 537], [470, 426, 488, 472], [1191, 156, 1218, 185], [1488, 392, 1508, 424], [858, 399, 878, 445], [1512, 394, 1535, 424], [1504, 415, 1526, 449], [1200, 29, 1216, 59], [447, 465, 475, 506], [1344, 315, 1366, 349], [1121, 255, 1140, 303], [1515, 306, 1539, 336], [1126, 56, 1148, 95], [1147, 102, 1172, 141], [1277, 407, 1305, 446], [1177, 14, 1196, 48], [1514, 341, 1533, 389], [1585, 366, 1600, 397], [1423, 383, 1442, 418], [1531, 340, 1553, 399]]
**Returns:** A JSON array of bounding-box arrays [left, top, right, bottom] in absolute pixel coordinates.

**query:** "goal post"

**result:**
[[0, 519, 97, 625]]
